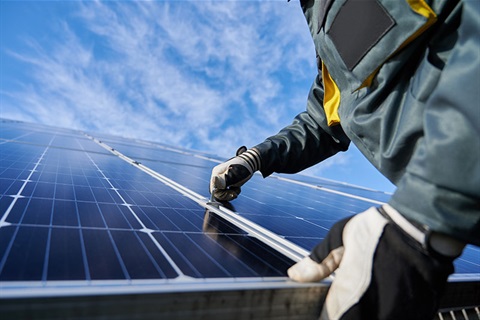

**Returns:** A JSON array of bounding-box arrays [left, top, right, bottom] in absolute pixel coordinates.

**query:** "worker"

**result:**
[[210, 0, 479, 319]]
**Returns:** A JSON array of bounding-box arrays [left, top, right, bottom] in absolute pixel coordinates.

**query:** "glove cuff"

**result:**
[[381, 204, 427, 245], [380, 204, 465, 258], [237, 148, 262, 172]]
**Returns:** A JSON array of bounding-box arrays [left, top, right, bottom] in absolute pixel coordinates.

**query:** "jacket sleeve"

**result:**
[[254, 72, 350, 178], [390, 0, 480, 245]]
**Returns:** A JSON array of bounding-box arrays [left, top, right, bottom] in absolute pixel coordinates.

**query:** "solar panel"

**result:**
[[0, 126, 295, 284], [91, 132, 480, 276], [1, 119, 478, 318]]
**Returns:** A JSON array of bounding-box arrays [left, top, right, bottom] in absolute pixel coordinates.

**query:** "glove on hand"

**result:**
[[209, 147, 261, 202], [288, 205, 462, 320]]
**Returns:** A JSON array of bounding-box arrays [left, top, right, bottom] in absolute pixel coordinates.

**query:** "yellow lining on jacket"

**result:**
[[322, 62, 341, 126]]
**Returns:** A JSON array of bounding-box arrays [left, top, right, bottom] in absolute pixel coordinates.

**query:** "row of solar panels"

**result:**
[[0, 119, 478, 319]]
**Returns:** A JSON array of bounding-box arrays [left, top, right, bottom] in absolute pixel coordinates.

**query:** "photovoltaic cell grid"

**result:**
[[0, 121, 293, 285], [0, 120, 478, 295], [94, 131, 479, 276]]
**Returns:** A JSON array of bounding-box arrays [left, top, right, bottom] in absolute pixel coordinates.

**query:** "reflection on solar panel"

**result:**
[[0, 119, 478, 319]]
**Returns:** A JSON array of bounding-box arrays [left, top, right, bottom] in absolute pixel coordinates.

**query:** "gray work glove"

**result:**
[[209, 146, 261, 201], [288, 205, 465, 320]]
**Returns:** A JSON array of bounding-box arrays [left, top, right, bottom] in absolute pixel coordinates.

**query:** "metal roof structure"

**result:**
[[0, 119, 478, 319]]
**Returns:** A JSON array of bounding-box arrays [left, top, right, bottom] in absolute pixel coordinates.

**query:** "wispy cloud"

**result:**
[[1, 0, 397, 192], [2, 1, 315, 158]]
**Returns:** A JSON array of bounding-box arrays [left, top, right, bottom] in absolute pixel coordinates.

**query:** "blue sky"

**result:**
[[0, 0, 395, 193]]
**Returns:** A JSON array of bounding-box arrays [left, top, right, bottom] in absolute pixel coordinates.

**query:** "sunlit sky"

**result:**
[[0, 0, 395, 193]]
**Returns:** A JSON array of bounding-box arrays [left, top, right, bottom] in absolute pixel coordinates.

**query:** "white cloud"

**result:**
[[1, 0, 315, 158]]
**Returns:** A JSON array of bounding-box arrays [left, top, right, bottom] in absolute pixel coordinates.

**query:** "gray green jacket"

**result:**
[[254, 0, 480, 245]]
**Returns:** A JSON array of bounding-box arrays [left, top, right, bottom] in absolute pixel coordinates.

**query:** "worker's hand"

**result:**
[[209, 147, 261, 201], [288, 205, 464, 319]]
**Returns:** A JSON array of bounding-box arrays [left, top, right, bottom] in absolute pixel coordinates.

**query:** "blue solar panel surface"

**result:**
[[93, 131, 479, 276], [0, 121, 294, 284], [0, 120, 478, 294]]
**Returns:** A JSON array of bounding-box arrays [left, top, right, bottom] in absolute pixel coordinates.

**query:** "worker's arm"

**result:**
[[209, 72, 350, 201], [253, 72, 350, 178]]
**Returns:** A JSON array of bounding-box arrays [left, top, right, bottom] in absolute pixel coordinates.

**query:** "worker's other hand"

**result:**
[[288, 205, 464, 319], [209, 147, 261, 202]]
